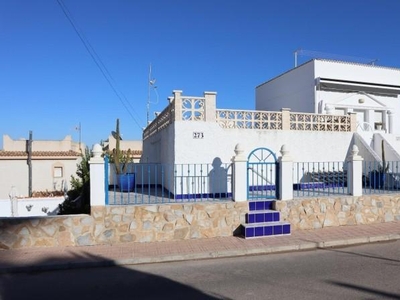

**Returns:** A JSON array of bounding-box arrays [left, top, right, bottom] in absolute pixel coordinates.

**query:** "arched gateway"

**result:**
[[247, 147, 279, 200]]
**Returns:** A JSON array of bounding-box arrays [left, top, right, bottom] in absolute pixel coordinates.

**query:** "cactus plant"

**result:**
[[112, 118, 133, 174], [379, 140, 389, 173]]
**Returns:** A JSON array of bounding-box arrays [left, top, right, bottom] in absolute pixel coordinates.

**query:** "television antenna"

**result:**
[[146, 63, 159, 124], [111, 130, 122, 141]]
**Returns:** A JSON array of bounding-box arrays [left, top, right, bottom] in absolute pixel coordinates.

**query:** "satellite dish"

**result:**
[[111, 131, 122, 141]]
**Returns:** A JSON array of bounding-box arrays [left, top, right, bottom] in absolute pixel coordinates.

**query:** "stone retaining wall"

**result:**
[[275, 195, 400, 230], [0, 201, 248, 249], [2, 195, 400, 250]]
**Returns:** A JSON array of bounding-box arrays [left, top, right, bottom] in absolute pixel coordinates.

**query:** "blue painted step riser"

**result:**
[[243, 200, 291, 239], [246, 212, 280, 223], [249, 201, 274, 211], [244, 224, 291, 238]]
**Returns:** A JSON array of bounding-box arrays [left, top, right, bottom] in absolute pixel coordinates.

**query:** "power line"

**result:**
[[56, 0, 144, 129]]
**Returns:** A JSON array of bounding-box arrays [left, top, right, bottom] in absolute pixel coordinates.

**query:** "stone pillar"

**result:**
[[232, 143, 248, 202], [204, 91, 217, 122], [173, 90, 183, 121], [348, 145, 363, 196], [281, 108, 291, 130], [278, 145, 293, 201], [89, 144, 105, 206], [388, 110, 394, 134]]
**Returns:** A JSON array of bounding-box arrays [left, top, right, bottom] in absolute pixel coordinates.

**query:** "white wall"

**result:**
[[315, 60, 400, 86], [0, 161, 29, 198], [0, 197, 64, 217], [141, 124, 175, 165], [172, 120, 353, 164], [0, 158, 79, 199], [256, 60, 315, 113]]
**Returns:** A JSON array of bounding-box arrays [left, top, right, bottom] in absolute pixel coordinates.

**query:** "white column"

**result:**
[[278, 145, 293, 201], [232, 143, 247, 202], [388, 110, 394, 134], [348, 145, 363, 196], [89, 144, 105, 206], [366, 109, 375, 130]]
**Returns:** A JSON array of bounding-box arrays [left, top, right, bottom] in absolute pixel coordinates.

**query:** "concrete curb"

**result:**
[[1, 233, 399, 275]]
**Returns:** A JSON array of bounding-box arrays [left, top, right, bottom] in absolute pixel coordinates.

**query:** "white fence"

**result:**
[[0, 197, 65, 217]]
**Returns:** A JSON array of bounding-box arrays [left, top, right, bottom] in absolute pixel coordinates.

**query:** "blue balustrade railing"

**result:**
[[106, 162, 232, 205], [293, 161, 349, 197], [362, 161, 400, 194]]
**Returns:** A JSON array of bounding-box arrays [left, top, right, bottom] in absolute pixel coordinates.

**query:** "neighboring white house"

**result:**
[[102, 135, 142, 163], [0, 135, 83, 199], [256, 59, 400, 135]]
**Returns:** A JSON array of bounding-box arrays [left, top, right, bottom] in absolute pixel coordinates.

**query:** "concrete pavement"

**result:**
[[0, 221, 399, 274]]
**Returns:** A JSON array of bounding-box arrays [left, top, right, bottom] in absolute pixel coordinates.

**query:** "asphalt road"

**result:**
[[1, 240, 399, 300]]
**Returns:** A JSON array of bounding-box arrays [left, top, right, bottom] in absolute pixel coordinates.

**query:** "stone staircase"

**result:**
[[241, 200, 291, 238]]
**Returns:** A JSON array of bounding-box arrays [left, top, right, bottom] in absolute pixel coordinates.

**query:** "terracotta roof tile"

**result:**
[[0, 150, 81, 158]]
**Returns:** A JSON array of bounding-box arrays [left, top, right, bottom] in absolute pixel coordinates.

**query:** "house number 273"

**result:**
[[193, 132, 204, 139]]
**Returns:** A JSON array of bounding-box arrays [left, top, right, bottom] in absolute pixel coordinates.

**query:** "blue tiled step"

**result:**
[[246, 210, 280, 223], [242, 222, 291, 239], [249, 200, 274, 211]]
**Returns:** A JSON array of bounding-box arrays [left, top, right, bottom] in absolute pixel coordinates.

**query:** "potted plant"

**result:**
[[370, 140, 389, 189], [111, 118, 135, 192]]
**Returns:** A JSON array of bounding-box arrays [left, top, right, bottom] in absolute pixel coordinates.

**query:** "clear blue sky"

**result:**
[[1, 0, 400, 149]]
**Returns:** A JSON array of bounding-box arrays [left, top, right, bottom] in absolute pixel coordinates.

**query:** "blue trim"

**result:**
[[174, 192, 233, 200], [293, 182, 346, 190], [247, 147, 277, 162], [248, 185, 276, 191]]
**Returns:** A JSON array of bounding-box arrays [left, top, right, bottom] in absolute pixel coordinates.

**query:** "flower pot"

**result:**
[[117, 173, 135, 192]]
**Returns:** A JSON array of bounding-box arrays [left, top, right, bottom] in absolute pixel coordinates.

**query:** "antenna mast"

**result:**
[[146, 63, 158, 125], [146, 64, 151, 125]]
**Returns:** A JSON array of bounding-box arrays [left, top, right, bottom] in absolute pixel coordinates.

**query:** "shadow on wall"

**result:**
[[0, 252, 223, 300], [209, 157, 228, 195]]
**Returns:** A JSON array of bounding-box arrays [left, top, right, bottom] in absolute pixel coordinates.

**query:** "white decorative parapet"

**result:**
[[217, 110, 283, 129], [143, 102, 174, 140], [182, 97, 206, 121], [143, 90, 355, 140], [290, 113, 351, 132]]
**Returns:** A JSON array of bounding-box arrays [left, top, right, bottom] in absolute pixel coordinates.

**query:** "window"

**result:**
[[53, 166, 63, 178]]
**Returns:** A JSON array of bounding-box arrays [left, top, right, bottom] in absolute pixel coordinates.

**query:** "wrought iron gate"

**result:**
[[247, 147, 279, 199]]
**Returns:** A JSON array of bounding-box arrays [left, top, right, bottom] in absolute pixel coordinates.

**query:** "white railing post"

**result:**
[[89, 144, 105, 206], [348, 145, 363, 196], [232, 143, 247, 202], [204, 91, 217, 122], [281, 108, 291, 130], [278, 145, 293, 200], [173, 90, 183, 121]]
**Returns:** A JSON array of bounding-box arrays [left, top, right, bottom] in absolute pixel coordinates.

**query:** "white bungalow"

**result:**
[[256, 59, 400, 135], [140, 59, 400, 199]]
